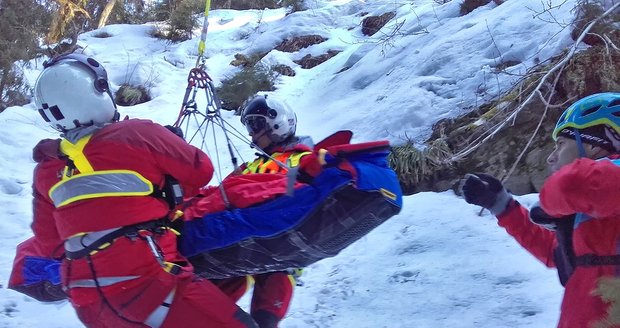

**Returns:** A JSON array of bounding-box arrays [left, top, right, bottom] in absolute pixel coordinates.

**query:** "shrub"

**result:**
[[92, 31, 113, 38], [216, 64, 277, 111], [281, 0, 307, 13], [151, 0, 202, 42], [168, 0, 202, 41], [0, 66, 30, 112], [388, 139, 452, 193], [114, 84, 151, 106], [571, 0, 620, 46]]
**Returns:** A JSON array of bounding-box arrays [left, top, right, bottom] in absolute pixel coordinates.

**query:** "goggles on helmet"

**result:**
[[244, 116, 268, 134]]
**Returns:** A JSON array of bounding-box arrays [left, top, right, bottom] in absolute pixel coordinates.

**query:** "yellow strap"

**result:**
[[317, 149, 328, 165], [380, 188, 398, 201], [60, 135, 94, 173], [287, 151, 311, 167], [242, 151, 312, 174], [246, 275, 255, 290], [242, 157, 265, 174], [196, 0, 212, 62], [287, 274, 296, 287]]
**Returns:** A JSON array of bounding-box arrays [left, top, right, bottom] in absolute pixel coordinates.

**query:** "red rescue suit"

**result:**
[[497, 155, 620, 328], [9, 119, 256, 328], [212, 141, 313, 328]]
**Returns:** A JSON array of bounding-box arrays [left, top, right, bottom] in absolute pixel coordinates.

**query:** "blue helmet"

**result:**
[[552, 92, 620, 140]]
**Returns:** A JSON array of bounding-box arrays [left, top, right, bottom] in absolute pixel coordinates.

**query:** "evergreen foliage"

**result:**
[[0, 0, 52, 112], [210, 0, 280, 10], [151, 0, 202, 41], [216, 64, 277, 111], [281, 0, 307, 13]]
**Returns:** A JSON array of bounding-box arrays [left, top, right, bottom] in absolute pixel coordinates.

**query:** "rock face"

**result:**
[[294, 50, 342, 69], [272, 64, 296, 76], [275, 35, 327, 52], [361, 12, 396, 36], [393, 45, 620, 196]]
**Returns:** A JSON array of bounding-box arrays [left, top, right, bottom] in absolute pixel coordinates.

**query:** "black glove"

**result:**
[[164, 125, 184, 139], [529, 201, 559, 231], [458, 173, 512, 215]]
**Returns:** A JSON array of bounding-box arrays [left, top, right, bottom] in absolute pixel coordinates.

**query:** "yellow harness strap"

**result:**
[[242, 151, 311, 175], [60, 135, 94, 174], [49, 135, 154, 208]]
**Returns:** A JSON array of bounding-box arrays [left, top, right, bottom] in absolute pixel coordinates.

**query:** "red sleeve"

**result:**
[[143, 123, 214, 197], [9, 161, 66, 301], [540, 158, 620, 218], [30, 161, 64, 254], [496, 200, 557, 268], [298, 152, 322, 177]]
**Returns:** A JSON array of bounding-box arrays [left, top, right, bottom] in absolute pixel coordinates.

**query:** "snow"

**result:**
[[0, 0, 576, 326]]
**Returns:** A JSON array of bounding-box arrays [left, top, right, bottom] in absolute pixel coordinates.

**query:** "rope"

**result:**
[[196, 0, 212, 67], [170, 0, 294, 206]]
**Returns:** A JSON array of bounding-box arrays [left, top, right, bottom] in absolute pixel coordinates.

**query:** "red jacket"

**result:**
[[182, 140, 316, 219], [498, 156, 620, 328], [10, 119, 213, 306]]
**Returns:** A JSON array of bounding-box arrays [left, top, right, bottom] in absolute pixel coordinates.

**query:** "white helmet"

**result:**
[[240, 95, 297, 144], [34, 54, 118, 132]]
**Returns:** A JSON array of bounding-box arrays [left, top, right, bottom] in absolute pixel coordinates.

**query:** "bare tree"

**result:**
[[48, 0, 90, 43], [97, 0, 117, 28]]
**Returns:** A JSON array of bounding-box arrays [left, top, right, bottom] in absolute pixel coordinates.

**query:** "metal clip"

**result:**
[[144, 235, 165, 267]]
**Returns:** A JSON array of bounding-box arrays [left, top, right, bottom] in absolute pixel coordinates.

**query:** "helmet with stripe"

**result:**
[[552, 92, 620, 141], [34, 53, 118, 132]]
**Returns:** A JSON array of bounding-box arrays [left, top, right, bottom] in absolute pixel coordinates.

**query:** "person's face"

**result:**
[[546, 136, 607, 173], [547, 137, 581, 173], [250, 129, 272, 149], [244, 116, 273, 149]]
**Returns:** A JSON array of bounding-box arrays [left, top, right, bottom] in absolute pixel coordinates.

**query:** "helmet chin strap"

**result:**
[[574, 128, 587, 158], [572, 127, 588, 228]]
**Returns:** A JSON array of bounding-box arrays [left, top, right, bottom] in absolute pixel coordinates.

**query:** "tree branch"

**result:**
[[447, 2, 620, 163]]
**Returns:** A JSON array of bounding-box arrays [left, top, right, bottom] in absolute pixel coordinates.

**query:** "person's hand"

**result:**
[[296, 153, 323, 183], [458, 173, 512, 215], [164, 125, 184, 139], [529, 201, 559, 231]]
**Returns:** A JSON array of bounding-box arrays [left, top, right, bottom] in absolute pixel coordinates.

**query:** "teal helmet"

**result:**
[[552, 92, 620, 141]]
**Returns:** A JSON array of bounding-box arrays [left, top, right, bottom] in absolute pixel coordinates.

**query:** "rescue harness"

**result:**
[[242, 151, 311, 174], [547, 179, 620, 285], [53, 133, 184, 268], [54, 132, 186, 327]]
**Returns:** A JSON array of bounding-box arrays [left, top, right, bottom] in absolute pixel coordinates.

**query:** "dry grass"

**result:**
[[389, 138, 452, 189]]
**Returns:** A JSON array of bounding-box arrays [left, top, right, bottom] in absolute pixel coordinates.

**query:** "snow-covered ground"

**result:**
[[0, 0, 577, 326]]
